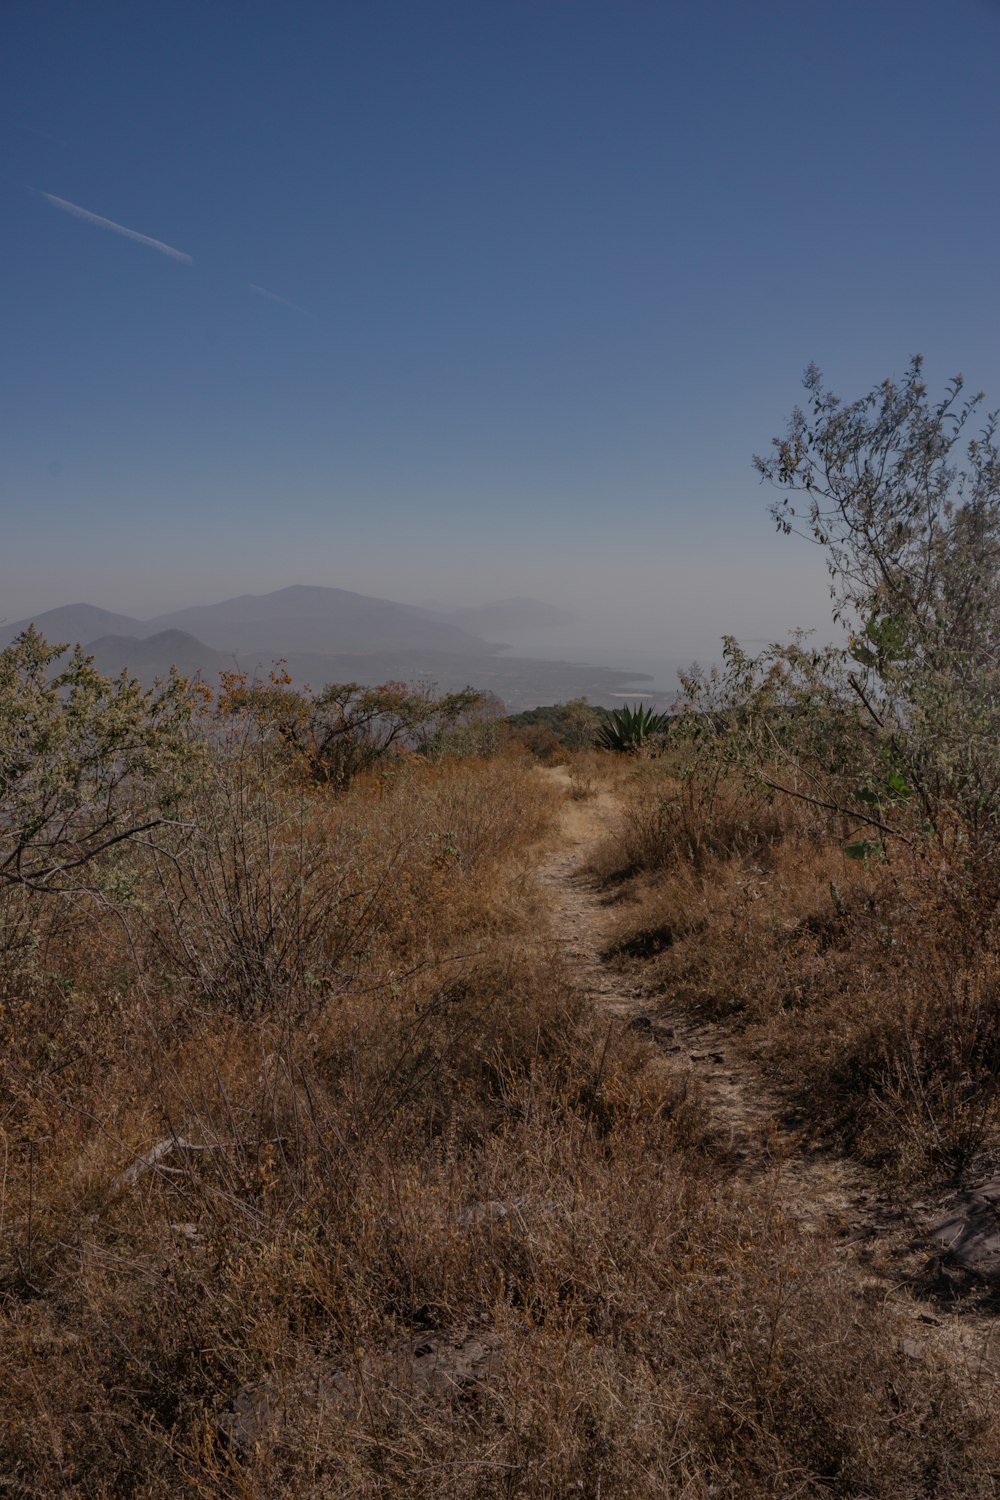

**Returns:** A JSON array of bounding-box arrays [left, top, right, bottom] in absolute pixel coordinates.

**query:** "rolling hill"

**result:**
[[147, 585, 500, 657], [2, 586, 661, 709]]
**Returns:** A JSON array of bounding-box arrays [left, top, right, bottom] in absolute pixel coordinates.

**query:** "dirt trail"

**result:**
[[539, 765, 1000, 1385]]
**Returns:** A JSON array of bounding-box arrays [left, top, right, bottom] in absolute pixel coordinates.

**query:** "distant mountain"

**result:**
[[0, 602, 147, 650], [84, 630, 233, 682], [438, 598, 577, 633], [1, 585, 667, 709], [147, 585, 501, 657]]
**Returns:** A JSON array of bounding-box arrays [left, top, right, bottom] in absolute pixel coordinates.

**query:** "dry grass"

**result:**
[[2, 748, 999, 1494], [589, 757, 798, 881], [595, 756, 1000, 1179]]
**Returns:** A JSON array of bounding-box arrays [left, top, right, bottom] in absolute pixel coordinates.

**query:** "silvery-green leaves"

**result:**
[[0, 627, 204, 890]]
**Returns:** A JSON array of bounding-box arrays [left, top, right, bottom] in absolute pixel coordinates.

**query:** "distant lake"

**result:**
[[493, 630, 717, 704]]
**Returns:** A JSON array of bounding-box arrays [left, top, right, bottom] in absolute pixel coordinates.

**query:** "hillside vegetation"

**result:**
[[4, 360, 1000, 1494], [2, 621, 999, 1497]]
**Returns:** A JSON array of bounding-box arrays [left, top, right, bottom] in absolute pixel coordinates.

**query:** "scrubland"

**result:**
[[593, 758, 1000, 1181], [3, 696, 999, 1497], [7, 359, 1000, 1494]]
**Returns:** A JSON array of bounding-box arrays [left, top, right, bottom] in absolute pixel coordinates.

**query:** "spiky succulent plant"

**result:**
[[595, 702, 671, 753]]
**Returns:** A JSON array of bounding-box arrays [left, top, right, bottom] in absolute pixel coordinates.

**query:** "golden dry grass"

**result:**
[[1, 749, 999, 1494], [594, 754, 1000, 1178]]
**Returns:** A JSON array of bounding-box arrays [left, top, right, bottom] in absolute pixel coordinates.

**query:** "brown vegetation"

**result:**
[[3, 693, 1000, 1493], [8, 355, 1000, 1490], [594, 748, 1000, 1184]]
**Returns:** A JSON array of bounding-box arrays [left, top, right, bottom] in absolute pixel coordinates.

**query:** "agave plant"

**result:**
[[596, 702, 671, 753]]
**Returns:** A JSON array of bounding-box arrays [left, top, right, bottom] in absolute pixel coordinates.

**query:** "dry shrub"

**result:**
[[562, 748, 642, 802], [591, 760, 801, 883], [2, 748, 999, 1493], [508, 719, 566, 762], [599, 769, 1000, 1176], [4, 972, 997, 1497], [131, 751, 554, 1016]]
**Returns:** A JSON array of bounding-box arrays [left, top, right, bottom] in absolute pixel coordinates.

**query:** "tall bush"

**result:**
[[684, 359, 1000, 899], [0, 627, 203, 893]]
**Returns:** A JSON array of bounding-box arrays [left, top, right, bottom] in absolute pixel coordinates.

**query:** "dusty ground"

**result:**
[[539, 766, 1000, 1391]]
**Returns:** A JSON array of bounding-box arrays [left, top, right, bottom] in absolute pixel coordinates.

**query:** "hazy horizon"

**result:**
[[4, 1, 998, 680], [1, 552, 834, 680]]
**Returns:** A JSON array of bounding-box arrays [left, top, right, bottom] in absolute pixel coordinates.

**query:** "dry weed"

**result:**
[[597, 760, 1000, 1176], [2, 751, 999, 1493]]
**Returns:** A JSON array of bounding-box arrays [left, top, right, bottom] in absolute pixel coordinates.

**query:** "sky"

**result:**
[[3, 0, 1000, 663]]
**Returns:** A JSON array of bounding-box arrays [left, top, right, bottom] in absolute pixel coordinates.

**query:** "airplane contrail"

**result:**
[[39, 191, 193, 262], [248, 282, 300, 310]]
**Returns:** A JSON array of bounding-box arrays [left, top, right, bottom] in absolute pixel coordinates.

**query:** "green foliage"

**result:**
[[676, 357, 1000, 890], [754, 358, 1000, 859], [596, 702, 672, 754], [843, 839, 882, 862], [0, 627, 204, 891]]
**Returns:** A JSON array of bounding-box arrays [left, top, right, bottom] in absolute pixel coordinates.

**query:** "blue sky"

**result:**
[[3, 0, 1000, 659]]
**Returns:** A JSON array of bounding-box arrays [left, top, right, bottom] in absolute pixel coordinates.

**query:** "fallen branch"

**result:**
[[115, 1136, 217, 1191]]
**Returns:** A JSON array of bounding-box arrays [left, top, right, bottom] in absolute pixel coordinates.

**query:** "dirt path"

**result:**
[[538, 765, 1000, 1385]]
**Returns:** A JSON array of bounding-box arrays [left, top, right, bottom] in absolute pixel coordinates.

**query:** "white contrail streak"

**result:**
[[248, 282, 300, 310], [39, 191, 193, 262]]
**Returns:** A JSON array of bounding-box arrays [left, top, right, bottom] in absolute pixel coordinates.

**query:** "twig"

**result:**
[[114, 1134, 286, 1191]]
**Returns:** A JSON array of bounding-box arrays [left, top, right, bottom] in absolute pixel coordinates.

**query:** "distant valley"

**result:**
[[1, 585, 664, 710]]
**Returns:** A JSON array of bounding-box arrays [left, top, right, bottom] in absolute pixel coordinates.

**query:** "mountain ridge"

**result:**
[[1, 586, 665, 709]]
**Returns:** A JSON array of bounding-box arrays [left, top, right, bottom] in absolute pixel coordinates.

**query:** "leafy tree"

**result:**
[[679, 358, 1000, 895], [0, 628, 204, 890]]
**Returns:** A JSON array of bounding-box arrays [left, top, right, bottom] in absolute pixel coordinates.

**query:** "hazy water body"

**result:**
[[491, 627, 720, 706]]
